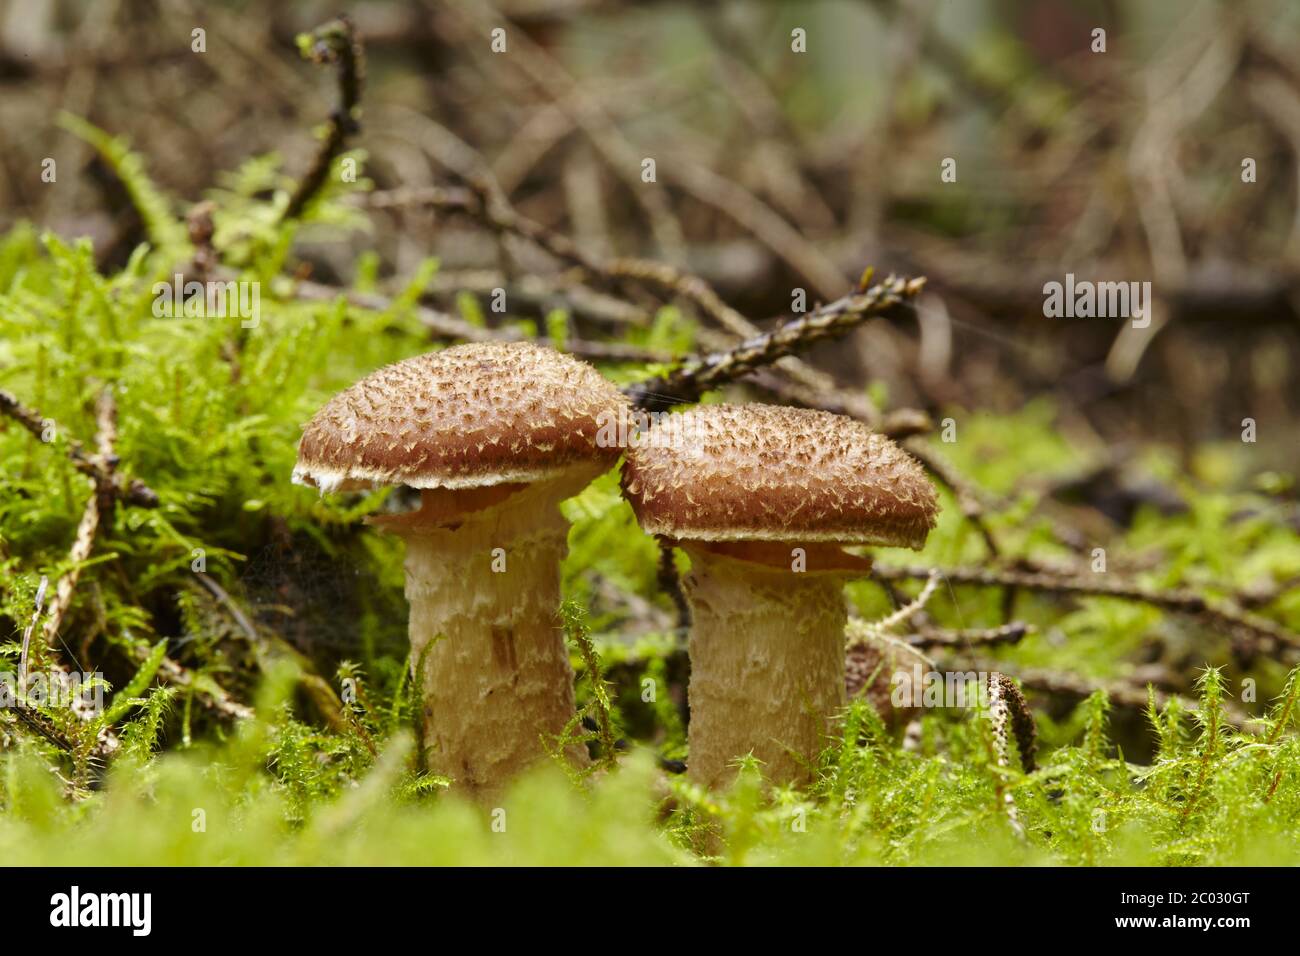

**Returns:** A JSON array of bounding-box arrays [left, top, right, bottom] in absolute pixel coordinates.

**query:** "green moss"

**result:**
[[1, 131, 1298, 864]]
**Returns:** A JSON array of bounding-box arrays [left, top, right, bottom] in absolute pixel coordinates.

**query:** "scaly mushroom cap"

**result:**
[[621, 403, 938, 549], [294, 342, 631, 492]]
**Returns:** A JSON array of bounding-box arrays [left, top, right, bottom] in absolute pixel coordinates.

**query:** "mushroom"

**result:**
[[621, 404, 938, 789], [294, 342, 631, 796]]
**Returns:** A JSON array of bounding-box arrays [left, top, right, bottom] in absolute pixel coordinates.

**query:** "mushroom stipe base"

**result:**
[[681, 546, 849, 790]]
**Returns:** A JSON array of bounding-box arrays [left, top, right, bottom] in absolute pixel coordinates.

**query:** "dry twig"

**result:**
[[281, 15, 365, 223], [877, 564, 1300, 653], [627, 275, 927, 412], [0, 389, 159, 508]]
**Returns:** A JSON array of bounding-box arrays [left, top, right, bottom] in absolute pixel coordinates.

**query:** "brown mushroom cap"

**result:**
[[294, 342, 631, 492], [620, 403, 938, 549]]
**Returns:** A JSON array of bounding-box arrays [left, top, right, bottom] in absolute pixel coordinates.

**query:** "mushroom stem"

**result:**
[[682, 546, 849, 789], [391, 474, 595, 798]]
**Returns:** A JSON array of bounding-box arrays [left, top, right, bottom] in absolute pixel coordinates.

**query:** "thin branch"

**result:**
[[281, 15, 365, 223], [43, 388, 119, 650], [0, 388, 159, 508], [656, 539, 690, 634], [846, 569, 941, 650], [961, 659, 1253, 729], [292, 278, 671, 363], [363, 183, 747, 332], [359, 184, 877, 407], [909, 621, 1032, 649], [876, 564, 1300, 653], [625, 274, 927, 412], [42, 490, 101, 650]]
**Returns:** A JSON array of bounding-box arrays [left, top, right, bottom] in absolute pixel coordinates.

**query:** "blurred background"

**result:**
[[1, 0, 1297, 469]]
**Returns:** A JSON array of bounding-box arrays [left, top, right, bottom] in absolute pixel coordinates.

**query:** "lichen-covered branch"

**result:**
[[625, 274, 927, 412]]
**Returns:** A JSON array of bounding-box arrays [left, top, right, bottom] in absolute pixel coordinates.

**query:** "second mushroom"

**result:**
[[621, 404, 938, 789]]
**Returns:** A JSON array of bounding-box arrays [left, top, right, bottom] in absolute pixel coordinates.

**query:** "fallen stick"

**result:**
[[0, 388, 159, 508], [876, 564, 1300, 653], [625, 274, 927, 412]]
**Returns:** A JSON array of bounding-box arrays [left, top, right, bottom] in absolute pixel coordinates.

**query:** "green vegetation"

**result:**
[[1, 123, 1298, 866]]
